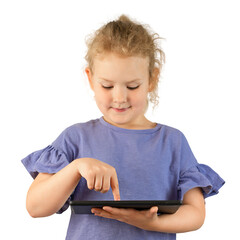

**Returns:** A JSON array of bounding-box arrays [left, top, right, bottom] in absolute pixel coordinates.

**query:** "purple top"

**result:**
[[21, 117, 225, 239]]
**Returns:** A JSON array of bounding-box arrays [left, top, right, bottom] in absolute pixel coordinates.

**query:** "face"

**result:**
[[85, 53, 154, 129]]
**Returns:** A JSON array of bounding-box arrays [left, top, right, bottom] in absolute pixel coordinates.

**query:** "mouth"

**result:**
[[111, 107, 131, 113]]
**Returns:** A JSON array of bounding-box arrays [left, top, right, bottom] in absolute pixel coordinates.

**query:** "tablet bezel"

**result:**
[[70, 200, 182, 214]]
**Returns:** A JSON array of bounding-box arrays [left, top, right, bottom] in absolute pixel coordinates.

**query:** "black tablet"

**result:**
[[70, 200, 182, 214]]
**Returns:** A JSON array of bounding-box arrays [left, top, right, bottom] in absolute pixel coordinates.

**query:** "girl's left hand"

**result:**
[[91, 206, 159, 231]]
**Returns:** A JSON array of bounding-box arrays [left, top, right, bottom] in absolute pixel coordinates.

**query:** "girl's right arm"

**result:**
[[26, 158, 120, 218]]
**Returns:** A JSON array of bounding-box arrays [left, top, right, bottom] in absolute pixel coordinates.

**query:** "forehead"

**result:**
[[92, 53, 149, 80]]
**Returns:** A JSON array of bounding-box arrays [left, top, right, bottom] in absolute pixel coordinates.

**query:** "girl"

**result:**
[[22, 15, 224, 239]]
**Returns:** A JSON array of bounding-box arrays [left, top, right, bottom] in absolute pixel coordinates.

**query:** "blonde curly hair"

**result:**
[[85, 15, 165, 108]]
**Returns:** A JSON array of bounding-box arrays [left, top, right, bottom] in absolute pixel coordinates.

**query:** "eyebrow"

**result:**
[[99, 78, 141, 83]]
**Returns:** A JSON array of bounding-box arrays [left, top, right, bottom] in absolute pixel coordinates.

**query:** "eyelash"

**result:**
[[102, 86, 139, 90]]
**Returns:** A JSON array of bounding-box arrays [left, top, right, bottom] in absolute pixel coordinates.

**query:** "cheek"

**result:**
[[95, 90, 111, 105], [130, 90, 148, 106]]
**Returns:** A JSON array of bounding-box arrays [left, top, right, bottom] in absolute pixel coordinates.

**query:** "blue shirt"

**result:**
[[21, 117, 225, 239]]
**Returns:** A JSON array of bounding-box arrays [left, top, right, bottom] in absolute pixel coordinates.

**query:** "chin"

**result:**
[[106, 115, 132, 126]]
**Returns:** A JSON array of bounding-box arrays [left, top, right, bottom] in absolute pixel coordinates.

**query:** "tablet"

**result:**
[[70, 200, 182, 214]]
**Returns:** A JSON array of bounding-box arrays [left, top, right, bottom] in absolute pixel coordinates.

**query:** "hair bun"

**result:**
[[118, 14, 131, 23]]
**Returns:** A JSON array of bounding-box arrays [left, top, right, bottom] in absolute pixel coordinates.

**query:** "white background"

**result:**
[[0, 0, 239, 239]]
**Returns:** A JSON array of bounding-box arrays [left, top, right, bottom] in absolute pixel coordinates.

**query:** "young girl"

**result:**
[[22, 15, 224, 239]]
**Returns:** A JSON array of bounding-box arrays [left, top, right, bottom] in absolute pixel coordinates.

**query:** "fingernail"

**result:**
[[115, 196, 121, 201]]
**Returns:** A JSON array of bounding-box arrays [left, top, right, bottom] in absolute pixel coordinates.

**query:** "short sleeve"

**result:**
[[178, 164, 225, 200], [177, 133, 225, 200], [21, 145, 70, 179]]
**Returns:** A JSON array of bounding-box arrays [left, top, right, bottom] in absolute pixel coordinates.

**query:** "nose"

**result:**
[[112, 86, 127, 104]]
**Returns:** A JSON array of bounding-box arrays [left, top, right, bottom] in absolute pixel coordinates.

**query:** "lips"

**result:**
[[111, 107, 130, 112]]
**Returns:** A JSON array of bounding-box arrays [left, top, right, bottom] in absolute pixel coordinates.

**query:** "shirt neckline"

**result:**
[[99, 117, 161, 134]]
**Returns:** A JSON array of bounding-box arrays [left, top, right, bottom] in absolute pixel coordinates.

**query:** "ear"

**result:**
[[85, 67, 94, 90], [148, 67, 160, 92]]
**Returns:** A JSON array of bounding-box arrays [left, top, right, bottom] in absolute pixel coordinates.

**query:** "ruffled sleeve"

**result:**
[[21, 124, 79, 178], [21, 145, 70, 179], [176, 132, 225, 200], [178, 164, 225, 200]]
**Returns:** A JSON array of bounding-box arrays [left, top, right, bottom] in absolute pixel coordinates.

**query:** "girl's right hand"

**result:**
[[75, 158, 120, 201]]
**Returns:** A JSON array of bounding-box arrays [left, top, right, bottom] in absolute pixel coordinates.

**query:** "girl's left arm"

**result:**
[[152, 187, 206, 233], [92, 187, 205, 233]]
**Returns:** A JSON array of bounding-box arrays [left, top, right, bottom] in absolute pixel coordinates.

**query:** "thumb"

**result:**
[[150, 206, 158, 215]]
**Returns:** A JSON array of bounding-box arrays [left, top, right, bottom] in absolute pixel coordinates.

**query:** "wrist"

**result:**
[[143, 216, 162, 232], [72, 158, 83, 179]]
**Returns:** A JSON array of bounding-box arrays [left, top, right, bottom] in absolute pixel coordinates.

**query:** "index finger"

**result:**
[[110, 172, 120, 201]]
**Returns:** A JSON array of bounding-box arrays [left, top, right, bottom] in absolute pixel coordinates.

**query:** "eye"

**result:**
[[102, 85, 113, 89], [127, 86, 139, 90]]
